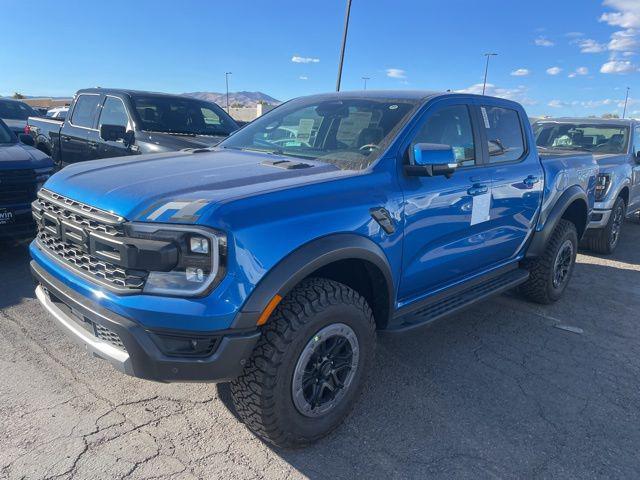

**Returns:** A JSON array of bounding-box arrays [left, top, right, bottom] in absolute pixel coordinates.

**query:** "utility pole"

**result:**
[[361, 76, 370, 90], [622, 87, 630, 119], [225, 72, 232, 113], [336, 0, 353, 92], [482, 53, 498, 95]]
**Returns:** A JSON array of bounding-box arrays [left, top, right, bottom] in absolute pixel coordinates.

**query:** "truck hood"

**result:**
[[593, 153, 629, 170], [44, 149, 348, 221], [137, 131, 227, 150], [0, 142, 53, 170]]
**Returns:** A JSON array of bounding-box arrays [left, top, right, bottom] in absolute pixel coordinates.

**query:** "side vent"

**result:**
[[261, 160, 312, 170]]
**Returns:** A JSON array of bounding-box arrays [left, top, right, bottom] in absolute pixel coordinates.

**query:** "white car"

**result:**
[[45, 106, 69, 120]]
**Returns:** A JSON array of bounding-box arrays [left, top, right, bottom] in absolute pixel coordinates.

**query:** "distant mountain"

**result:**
[[183, 91, 280, 107]]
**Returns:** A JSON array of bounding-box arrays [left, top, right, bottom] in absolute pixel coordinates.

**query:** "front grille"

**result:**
[[94, 323, 125, 350], [33, 189, 146, 292], [0, 169, 37, 204]]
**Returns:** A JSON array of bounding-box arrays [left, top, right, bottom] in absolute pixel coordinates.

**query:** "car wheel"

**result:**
[[587, 196, 626, 254], [230, 277, 376, 448], [520, 219, 578, 304]]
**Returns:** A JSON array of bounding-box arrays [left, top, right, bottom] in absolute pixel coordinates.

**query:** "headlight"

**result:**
[[595, 173, 611, 201], [126, 223, 226, 297]]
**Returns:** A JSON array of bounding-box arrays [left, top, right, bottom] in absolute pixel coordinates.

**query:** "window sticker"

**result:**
[[481, 107, 490, 129], [296, 118, 315, 142], [470, 190, 491, 225], [336, 111, 373, 144]]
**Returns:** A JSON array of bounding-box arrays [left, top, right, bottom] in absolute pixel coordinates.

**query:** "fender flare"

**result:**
[[231, 234, 395, 329], [526, 185, 588, 258]]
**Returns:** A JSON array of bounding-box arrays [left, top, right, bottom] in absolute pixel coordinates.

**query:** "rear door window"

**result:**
[[480, 106, 525, 163], [70, 95, 101, 128]]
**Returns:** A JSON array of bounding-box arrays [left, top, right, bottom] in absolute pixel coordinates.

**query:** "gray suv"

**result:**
[[534, 118, 640, 254]]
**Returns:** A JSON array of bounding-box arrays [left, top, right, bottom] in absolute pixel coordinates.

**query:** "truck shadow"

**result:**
[[0, 239, 36, 310], [216, 222, 640, 478]]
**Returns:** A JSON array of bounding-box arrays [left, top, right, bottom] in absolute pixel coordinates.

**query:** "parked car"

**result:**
[[32, 106, 49, 116], [0, 119, 53, 239], [534, 118, 640, 253], [30, 91, 595, 447], [0, 98, 41, 136], [46, 106, 69, 120], [26, 88, 239, 167]]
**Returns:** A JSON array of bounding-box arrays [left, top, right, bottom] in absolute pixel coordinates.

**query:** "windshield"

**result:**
[[218, 96, 419, 170], [131, 95, 238, 136], [0, 100, 37, 120], [0, 120, 16, 144], [534, 122, 630, 154]]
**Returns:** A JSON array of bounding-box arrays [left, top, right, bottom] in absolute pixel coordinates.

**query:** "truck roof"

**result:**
[[535, 117, 636, 127], [75, 88, 193, 98]]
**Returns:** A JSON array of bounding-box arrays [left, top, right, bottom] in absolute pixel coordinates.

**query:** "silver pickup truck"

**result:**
[[534, 118, 640, 254]]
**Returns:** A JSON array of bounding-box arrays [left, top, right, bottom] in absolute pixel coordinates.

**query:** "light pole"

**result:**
[[225, 72, 232, 113], [482, 53, 498, 95], [622, 87, 630, 119], [361, 76, 370, 90], [336, 0, 353, 92]]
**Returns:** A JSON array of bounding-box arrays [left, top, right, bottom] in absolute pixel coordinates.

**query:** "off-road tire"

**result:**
[[585, 196, 626, 254], [230, 277, 376, 448], [520, 219, 578, 304]]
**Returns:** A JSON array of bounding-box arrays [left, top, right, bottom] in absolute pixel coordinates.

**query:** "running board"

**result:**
[[384, 268, 529, 333]]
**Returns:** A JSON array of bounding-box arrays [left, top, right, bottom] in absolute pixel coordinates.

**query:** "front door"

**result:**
[[397, 100, 495, 304], [97, 95, 136, 160], [630, 125, 640, 212]]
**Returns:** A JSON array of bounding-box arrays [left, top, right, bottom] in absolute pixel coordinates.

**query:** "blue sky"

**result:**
[[1, 0, 638, 117]]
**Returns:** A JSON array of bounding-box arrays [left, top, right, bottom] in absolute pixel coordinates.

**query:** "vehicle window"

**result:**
[[481, 106, 525, 163], [0, 100, 37, 120], [70, 95, 101, 128], [131, 95, 238, 136], [219, 96, 418, 170], [634, 126, 640, 156], [99, 97, 129, 128], [0, 120, 15, 143], [533, 122, 630, 155], [411, 105, 476, 167]]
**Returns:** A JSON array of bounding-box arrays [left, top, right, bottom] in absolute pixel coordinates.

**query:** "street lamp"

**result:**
[[622, 87, 630, 119], [482, 53, 498, 95], [336, 0, 353, 92], [225, 72, 232, 113], [361, 76, 370, 90]]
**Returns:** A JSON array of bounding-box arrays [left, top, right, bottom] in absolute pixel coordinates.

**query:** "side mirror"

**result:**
[[635, 151, 640, 163], [100, 124, 127, 142], [405, 143, 458, 177], [19, 134, 35, 146]]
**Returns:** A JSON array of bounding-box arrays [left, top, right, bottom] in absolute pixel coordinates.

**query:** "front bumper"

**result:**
[[587, 209, 612, 229], [31, 260, 260, 383]]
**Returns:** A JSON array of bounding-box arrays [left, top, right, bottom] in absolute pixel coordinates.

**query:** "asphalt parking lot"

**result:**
[[1, 224, 639, 480]]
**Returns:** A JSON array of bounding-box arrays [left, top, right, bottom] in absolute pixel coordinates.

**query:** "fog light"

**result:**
[[186, 267, 204, 282], [151, 333, 219, 357], [190, 236, 209, 254]]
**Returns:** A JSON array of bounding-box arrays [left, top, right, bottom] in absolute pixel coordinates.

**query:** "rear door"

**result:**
[[475, 102, 544, 264], [397, 99, 496, 303], [61, 94, 101, 164], [97, 95, 135, 159]]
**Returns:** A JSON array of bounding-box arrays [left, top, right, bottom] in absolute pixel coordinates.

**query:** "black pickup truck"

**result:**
[[26, 89, 239, 167]]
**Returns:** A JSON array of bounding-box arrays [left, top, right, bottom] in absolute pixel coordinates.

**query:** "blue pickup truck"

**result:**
[[0, 119, 53, 239], [30, 91, 596, 447]]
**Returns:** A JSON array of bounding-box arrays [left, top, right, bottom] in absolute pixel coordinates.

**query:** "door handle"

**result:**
[[88, 142, 98, 149], [467, 184, 488, 196], [523, 175, 540, 187], [62, 136, 71, 142]]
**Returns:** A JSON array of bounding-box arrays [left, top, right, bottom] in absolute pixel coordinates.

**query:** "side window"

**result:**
[[634, 126, 640, 156], [70, 95, 101, 128], [412, 105, 476, 166], [99, 97, 129, 129], [481, 106, 525, 163], [201, 107, 221, 126]]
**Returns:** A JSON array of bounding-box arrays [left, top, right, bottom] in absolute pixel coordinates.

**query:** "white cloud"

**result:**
[[600, 59, 638, 73], [548, 100, 566, 108], [600, 0, 640, 29], [456, 83, 536, 105], [298, 75, 308, 80], [534, 36, 555, 47], [546, 66, 562, 75], [510, 68, 530, 77], [291, 56, 319, 64], [576, 38, 607, 53], [385, 68, 406, 79], [569, 66, 590, 77], [608, 29, 639, 51]]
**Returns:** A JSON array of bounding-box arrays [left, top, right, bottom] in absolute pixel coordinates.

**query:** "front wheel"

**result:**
[[585, 197, 626, 254], [230, 278, 376, 448], [520, 219, 578, 304]]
